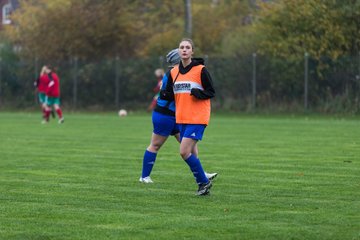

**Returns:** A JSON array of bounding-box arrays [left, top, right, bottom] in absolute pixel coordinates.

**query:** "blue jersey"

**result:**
[[155, 70, 176, 114]]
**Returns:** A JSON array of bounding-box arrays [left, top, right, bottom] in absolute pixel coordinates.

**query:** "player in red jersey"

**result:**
[[34, 66, 49, 121], [147, 68, 164, 111], [43, 65, 64, 124]]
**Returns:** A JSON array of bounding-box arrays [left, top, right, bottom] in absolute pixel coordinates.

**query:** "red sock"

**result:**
[[42, 108, 46, 119], [45, 110, 51, 121], [56, 108, 63, 119]]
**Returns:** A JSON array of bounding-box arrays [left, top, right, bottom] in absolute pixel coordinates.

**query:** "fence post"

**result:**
[[34, 57, 39, 104], [159, 56, 164, 70], [115, 55, 120, 108], [252, 53, 257, 110], [184, 0, 192, 38], [357, 52, 360, 105], [73, 56, 78, 109], [203, 54, 208, 65], [0, 57, 2, 106], [304, 52, 309, 110], [34, 57, 39, 80], [358, 51, 360, 78], [358, 51, 360, 83]]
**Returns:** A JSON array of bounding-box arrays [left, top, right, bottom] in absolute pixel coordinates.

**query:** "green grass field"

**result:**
[[0, 112, 359, 240]]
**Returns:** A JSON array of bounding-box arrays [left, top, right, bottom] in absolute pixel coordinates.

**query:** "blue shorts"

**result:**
[[179, 124, 206, 141], [152, 111, 180, 137]]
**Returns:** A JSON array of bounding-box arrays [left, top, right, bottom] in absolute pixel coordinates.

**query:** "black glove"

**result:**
[[190, 88, 202, 98]]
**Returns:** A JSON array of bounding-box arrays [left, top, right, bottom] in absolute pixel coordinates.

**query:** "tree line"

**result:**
[[0, 0, 359, 112]]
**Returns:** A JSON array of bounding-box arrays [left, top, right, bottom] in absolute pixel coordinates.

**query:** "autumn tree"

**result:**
[[5, 0, 140, 61], [128, 0, 185, 56], [4, 0, 256, 60], [255, 0, 360, 61]]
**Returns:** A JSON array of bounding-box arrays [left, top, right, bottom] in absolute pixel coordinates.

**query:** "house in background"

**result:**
[[0, 0, 19, 30]]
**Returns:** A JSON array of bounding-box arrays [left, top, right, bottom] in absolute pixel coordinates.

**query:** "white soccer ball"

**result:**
[[118, 109, 127, 117]]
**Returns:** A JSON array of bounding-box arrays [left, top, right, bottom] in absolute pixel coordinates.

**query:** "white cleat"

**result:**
[[205, 172, 218, 181], [58, 118, 65, 124], [139, 176, 153, 183]]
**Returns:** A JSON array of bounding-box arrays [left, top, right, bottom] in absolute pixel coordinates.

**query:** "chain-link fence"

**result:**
[[0, 53, 359, 113]]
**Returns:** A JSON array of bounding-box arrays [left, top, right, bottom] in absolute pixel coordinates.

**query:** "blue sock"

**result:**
[[141, 150, 157, 178], [185, 154, 208, 184]]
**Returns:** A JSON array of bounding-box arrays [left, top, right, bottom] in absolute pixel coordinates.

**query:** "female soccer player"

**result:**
[[140, 49, 217, 184], [35, 66, 49, 121], [160, 39, 216, 195], [44, 65, 64, 124]]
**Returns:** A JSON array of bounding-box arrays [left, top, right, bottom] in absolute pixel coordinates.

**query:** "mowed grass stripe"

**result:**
[[0, 112, 359, 240]]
